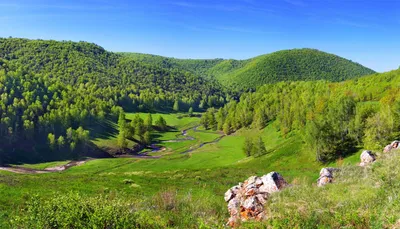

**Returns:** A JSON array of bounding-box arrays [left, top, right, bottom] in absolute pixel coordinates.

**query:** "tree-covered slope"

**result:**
[[215, 49, 375, 89], [0, 38, 227, 163], [201, 68, 400, 163], [124, 49, 375, 90], [0, 38, 225, 97], [119, 52, 226, 78]]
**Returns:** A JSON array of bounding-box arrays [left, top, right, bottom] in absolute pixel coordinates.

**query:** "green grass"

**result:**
[[0, 116, 369, 228], [92, 113, 200, 153], [14, 160, 71, 170]]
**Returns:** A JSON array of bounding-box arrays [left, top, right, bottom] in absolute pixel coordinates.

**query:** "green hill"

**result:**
[[0, 38, 226, 163], [124, 49, 375, 90]]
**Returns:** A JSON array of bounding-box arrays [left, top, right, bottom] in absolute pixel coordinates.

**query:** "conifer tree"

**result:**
[[243, 137, 253, 157], [155, 116, 168, 131], [144, 113, 153, 131], [252, 136, 267, 157], [173, 100, 180, 112]]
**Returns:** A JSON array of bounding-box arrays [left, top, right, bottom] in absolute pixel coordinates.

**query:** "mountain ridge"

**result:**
[[123, 48, 376, 90]]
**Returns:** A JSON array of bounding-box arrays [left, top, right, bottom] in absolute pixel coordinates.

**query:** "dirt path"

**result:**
[[0, 159, 92, 174]]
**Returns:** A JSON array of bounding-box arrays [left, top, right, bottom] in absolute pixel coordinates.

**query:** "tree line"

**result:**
[[201, 70, 400, 162]]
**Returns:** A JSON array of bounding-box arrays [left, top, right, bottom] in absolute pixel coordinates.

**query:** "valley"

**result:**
[[0, 37, 399, 228], [0, 112, 325, 228]]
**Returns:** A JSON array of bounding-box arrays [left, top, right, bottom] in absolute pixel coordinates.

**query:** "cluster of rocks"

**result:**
[[224, 172, 288, 227], [224, 140, 400, 227], [384, 140, 400, 153]]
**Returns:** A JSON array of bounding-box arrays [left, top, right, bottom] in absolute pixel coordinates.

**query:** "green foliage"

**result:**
[[144, 113, 153, 131], [155, 116, 168, 132], [252, 136, 267, 157], [11, 193, 168, 228], [117, 129, 127, 150], [242, 137, 253, 157], [123, 49, 375, 90], [48, 133, 56, 150], [202, 69, 400, 162], [143, 131, 152, 145], [188, 107, 193, 116], [242, 136, 267, 157], [57, 136, 65, 149], [173, 100, 180, 112], [0, 38, 227, 163], [200, 108, 217, 130]]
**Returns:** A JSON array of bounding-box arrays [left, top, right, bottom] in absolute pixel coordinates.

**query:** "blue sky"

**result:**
[[0, 0, 399, 72]]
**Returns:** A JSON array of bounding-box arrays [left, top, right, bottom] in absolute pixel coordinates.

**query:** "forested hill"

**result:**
[[201, 68, 400, 163], [123, 49, 375, 90], [0, 38, 227, 163], [119, 52, 226, 78], [0, 38, 225, 101]]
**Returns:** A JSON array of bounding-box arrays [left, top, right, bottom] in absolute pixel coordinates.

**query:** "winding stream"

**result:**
[[0, 124, 225, 174]]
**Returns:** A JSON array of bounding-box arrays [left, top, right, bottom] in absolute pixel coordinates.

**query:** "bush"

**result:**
[[11, 193, 167, 228], [10, 190, 226, 228]]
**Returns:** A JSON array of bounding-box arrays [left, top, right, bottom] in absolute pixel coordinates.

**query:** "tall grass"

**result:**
[[238, 150, 400, 228], [10, 190, 226, 229]]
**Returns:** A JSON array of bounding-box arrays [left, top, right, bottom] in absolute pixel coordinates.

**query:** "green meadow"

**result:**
[[0, 113, 332, 228], [0, 112, 394, 228]]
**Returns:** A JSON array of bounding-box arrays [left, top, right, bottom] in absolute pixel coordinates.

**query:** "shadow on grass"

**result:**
[[1, 141, 112, 166], [88, 118, 118, 139]]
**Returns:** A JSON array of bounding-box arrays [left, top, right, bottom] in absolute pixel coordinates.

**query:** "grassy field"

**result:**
[[91, 113, 201, 154], [0, 113, 367, 228]]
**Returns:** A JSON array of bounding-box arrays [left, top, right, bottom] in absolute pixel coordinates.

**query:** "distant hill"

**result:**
[[123, 49, 375, 90], [0, 38, 224, 98]]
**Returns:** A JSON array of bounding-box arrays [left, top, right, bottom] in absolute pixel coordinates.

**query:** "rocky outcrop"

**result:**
[[359, 150, 376, 167], [225, 172, 288, 227], [317, 167, 338, 187], [384, 140, 400, 153]]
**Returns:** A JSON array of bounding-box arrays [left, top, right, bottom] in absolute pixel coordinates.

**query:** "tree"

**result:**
[[188, 107, 193, 117], [117, 129, 128, 151], [254, 107, 267, 129], [144, 113, 153, 131], [156, 116, 168, 131], [70, 141, 76, 152], [135, 117, 145, 138], [48, 133, 56, 150], [118, 112, 127, 132], [66, 127, 74, 141], [207, 110, 217, 130], [57, 136, 65, 149], [223, 121, 232, 135], [216, 108, 225, 131], [252, 136, 267, 157], [128, 119, 136, 138], [173, 100, 180, 112], [200, 113, 209, 130], [143, 131, 152, 145], [243, 137, 253, 157]]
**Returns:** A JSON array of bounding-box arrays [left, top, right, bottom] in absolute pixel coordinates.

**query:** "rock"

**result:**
[[225, 172, 288, 226], [255, 193, 269, 205], [319, 167, 335, 177], [224, 185, 241, 202], [317, 176, 333, 187], [227, 198, 240, 216], [225, 189, 235, 202], [384, 140, 400, 153], [317, 167, 339, 187], [359, 150, 376, 167], [259, 172, 289, 193]]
